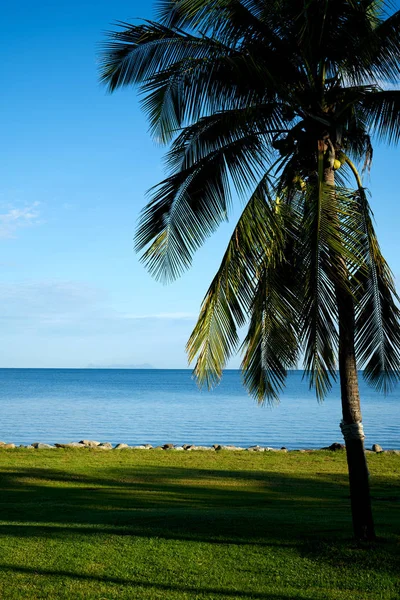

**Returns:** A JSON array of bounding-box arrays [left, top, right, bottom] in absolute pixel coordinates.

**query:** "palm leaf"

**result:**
[[135, 133, 270, 282], [360, 90, 400, 145], [353, 187, 400, 392], [187, 177, 278, 389]]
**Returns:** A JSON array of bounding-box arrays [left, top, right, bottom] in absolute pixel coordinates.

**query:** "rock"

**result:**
[[372, 444, 383, 453], [97, 442, 113, 449], [173, 446, 184, 451], [219, 445, 244, 451], [328, 443, 345, 451], [163, 444, 175, 450], [281, 447, 287, 451], [247, 445, 265, 452], [25, 445, 34, 449], [0, 443, 15, 449], [386, 450, 400, 455], [55, 442, 86, 448], [32, 443, 56, 449], [79, 440, 100, 447], [114, 443, 129, 450], [0, 442, 5, 446], [132, 444, 153, 449]]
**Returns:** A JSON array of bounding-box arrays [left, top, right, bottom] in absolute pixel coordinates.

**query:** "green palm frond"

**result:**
[[353, 187, 400, 392], [100, 21, 227, 91], [187, 176, 279, 390], [135, 132, 271, 282], [241, 245, 300, 404], [360, 90, 400, 144], [299, 159, 366, 399], [165, 103, 291, 172]]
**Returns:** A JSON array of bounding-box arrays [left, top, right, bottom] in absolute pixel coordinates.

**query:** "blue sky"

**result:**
[[1, 0, 399, 368]]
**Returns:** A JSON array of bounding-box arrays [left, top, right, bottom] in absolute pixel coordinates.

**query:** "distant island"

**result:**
[[86, 363, 154, 369]]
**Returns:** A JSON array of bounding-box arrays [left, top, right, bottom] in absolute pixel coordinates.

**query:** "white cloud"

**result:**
[[0, 202, 40, 238]]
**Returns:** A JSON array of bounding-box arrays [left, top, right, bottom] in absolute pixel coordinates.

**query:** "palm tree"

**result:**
[[100, 0, 400, 540]]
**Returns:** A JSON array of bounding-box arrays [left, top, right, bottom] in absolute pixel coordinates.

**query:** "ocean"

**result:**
[[0, 369, 398, 449]]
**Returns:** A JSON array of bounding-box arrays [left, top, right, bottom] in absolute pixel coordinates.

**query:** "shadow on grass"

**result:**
[[0, 564, 308, 599], [0, 462, 398, 581], [0, 464, 352, 540]]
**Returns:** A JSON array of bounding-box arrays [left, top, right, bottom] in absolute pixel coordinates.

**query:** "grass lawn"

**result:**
[[0, 449, 398, 599]]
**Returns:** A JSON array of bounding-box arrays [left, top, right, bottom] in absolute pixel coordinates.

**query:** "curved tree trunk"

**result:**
[[336, 285, 376, 540], [323, 156, 376, 540]]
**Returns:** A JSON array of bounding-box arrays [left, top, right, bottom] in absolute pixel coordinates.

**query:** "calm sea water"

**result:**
[[0, 369, 398, 449]]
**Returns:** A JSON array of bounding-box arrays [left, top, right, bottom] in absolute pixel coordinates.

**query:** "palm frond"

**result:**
[[241, 241, 301, 404], [298, 155, 364, 399], [360, 90, 400, 145], [135, 133, 269, 282], [353, 187, 400, 392], [187, 177, 278, 389]]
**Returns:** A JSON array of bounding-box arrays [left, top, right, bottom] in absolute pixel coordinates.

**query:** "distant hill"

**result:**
[[86, 363, 153, 369]]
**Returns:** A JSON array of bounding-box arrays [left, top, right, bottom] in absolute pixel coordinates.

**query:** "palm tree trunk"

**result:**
[[336, 285, 375, 540], [324, 158, 376, 540]]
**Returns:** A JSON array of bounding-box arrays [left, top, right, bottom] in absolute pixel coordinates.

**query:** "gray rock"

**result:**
[[32, 443, 56, 449], [247, 445, 265, 452], [386, 449, 400, 455], [55, 442, 86, 448], [219, 445, 244, 451], [173, 446, 185, 451], [372, 443, 383, 453], [79, 440, 100, 447], [163, 443, 175, 450], [191, 446, 215, 451], [131, 445, 149, 449], [97, 442, 113, 449], [114, 443, 129, 450], [247, 446, 264, 452]]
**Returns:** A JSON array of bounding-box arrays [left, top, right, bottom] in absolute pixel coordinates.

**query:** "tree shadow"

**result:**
[[0, 461, 398, 588]]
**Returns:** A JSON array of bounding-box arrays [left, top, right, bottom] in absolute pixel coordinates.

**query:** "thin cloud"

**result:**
[[0, 202, 40, 238]]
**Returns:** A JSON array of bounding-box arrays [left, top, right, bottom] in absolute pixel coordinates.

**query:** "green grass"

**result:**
[[0, 449, 398, 599]]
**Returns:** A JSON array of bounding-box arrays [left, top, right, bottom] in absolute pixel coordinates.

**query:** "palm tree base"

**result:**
[[345, 439, 376, 541]]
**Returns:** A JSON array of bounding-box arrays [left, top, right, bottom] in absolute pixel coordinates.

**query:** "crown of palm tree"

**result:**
[[100, 0, 400, 402]]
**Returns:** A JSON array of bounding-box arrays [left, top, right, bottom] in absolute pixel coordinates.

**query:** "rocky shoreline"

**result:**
[[0, 440, 399, 453]]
